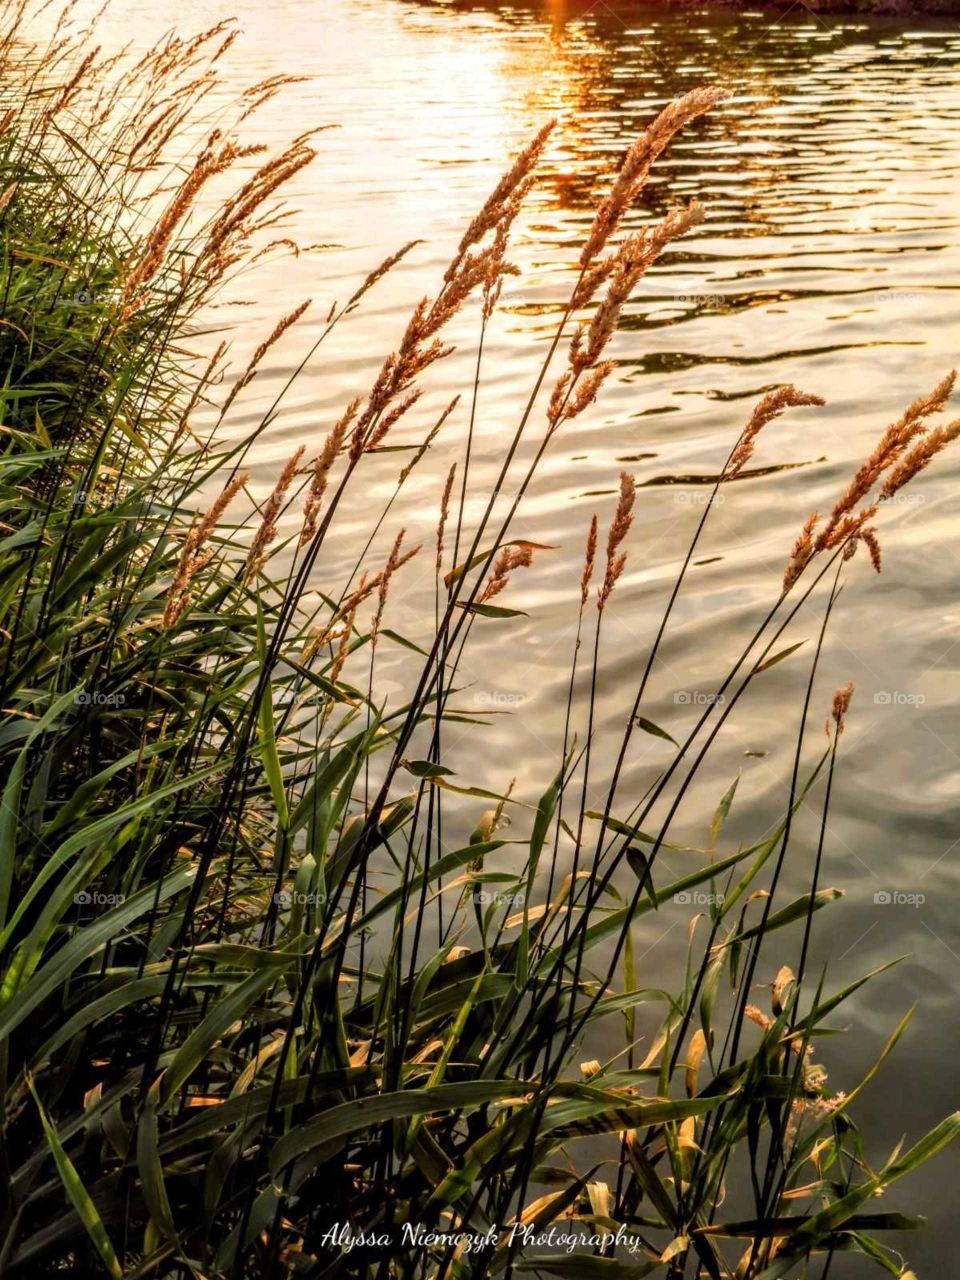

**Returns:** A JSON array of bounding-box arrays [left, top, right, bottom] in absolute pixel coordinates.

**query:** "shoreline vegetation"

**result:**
[[1, 4, 958, 1279]]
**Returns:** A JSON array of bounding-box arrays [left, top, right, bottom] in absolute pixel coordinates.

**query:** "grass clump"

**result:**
[[0, 7, 957, 1279]]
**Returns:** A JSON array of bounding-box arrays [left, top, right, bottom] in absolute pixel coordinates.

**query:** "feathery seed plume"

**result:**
[[744, 1004, 774, 1033], [372, 530, 420, 648], [399, 396, 459, 486], [480, 545, 534, 604], [481, 220, 519, 321], [580, 87, 728, 269], [250, 300, 311, 368], [204, 141, 316, 263], [448, 120, 554, 283], [244, 446, 304, 582], [124, 137, 244, 313], [328, 597, 360, 686], [879, 416, 960, 501], [598, 472, 636, 611], [816, 371, 956, 551], [300, 399, 359, 547], [239, 74, 309, 122], [831, 682, 854, 735], [437, 463, 457, 573], [727, 385, 825, 480], [862, 526, 882, 574], [46, 46, 99, 119], [250, 238, 301, 263], [340, 546, 417, 623], [546, 371, 573, 430], [581, 514, 599, 606], [347, 240, 422, 309], [573, 203, 705, 374], [553, 362, 616, 434], [346, 127, 550, 461], [784, 371, 957, 589], [163, 472, 247, 627], [366, 388, 423, 452], [548, 202, 704, 433], [221, 300, 311, 416], [176, 340, 228, 441]]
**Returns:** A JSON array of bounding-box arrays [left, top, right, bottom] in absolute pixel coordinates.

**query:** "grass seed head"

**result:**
[[598, 472, 635, 611], [245, 446, 305, 582]]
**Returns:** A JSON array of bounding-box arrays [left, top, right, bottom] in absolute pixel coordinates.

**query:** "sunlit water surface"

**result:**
[[41, 0, 960, 1265]]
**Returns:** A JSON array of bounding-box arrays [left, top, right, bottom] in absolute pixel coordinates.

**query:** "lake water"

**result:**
[[45, 0, 960, 1266]]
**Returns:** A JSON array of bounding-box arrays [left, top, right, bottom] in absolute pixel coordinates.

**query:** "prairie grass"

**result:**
[[0, 7, 957, 1280]]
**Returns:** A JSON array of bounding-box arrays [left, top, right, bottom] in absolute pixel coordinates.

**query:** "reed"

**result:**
[[0, 10, 957, 1280]]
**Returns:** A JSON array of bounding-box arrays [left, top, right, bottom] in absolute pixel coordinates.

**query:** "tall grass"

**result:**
[[0, 8, 957, 1279]]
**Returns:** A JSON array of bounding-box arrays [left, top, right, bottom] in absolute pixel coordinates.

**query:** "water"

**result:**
[[48, 0, 960, 1265]]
